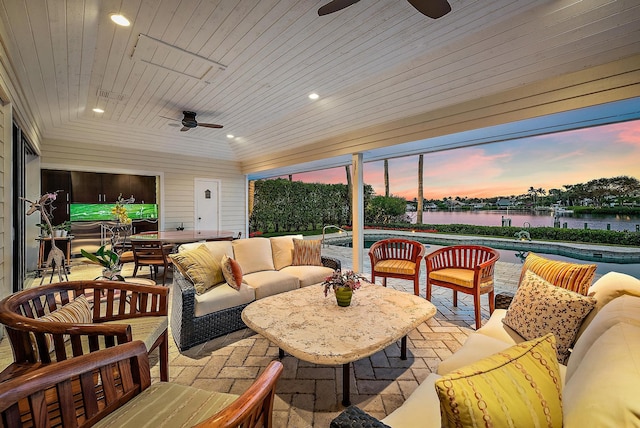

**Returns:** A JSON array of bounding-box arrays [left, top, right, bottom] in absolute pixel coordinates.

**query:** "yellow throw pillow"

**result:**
[[519, 252, 596, 295], [169, 244, 224, 294], [32, 295, 92, 356], [435, 333, 563, 428], [292, 239, 322, 266], [503, 270, 595, 364]]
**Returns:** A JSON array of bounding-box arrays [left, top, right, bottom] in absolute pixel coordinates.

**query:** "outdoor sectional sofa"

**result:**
[[171, 235, 340, 351], [332, 270, 640, 427]]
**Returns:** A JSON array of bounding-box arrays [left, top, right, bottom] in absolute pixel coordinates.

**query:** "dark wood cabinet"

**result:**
[[70, 171, 103, 203], [105, 174, 131, 202], [41, 170, 71, 225], [129, 175, 156, 204], [70, 171, 155, 203]]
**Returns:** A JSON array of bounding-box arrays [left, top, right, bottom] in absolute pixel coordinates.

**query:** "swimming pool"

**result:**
[[326, 236, 640, 278]]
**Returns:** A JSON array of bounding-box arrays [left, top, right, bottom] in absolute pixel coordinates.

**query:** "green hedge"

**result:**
[[367, 223, 640, 246]]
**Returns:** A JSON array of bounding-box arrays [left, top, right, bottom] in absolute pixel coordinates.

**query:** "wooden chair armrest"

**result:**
[[0, 341, 150, 426], [196, 360, 284, 428]]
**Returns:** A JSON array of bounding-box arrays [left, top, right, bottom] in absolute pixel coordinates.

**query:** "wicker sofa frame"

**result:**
[[171, 255, 341, 351]]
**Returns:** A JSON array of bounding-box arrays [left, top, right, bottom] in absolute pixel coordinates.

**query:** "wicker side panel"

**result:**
[[170, 272, 249, 351], [322, 256, 341, 272]]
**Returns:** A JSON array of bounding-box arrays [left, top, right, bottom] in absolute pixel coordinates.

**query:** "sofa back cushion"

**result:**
[[566, 295, 640, 381], [519, 252, 596, 295], [563, 323, 640, 427], [576, 271, 640, 339], [270, 235, 302, 270], [232, 238, 275, 274]]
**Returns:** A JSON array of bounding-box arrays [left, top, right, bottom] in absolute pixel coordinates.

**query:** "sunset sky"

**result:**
[[285, 120, 640, 200]]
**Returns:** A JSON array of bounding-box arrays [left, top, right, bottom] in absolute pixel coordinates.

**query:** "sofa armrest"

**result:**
[[330, 406, 390, 428], [322, 256, 341, 271]]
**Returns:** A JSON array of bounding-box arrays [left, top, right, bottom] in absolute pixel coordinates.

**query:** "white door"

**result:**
[[194, 179, 220, 231]]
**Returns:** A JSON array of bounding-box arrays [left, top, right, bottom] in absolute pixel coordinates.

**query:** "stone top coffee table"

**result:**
[[241, 283, 437, 406]]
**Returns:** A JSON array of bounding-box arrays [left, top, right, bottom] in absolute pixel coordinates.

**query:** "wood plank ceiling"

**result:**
[[0, 0, 639, 175]]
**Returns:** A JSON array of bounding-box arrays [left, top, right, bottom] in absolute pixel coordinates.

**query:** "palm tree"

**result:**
[[417, 154, 423, 224], [384, 159, 389, 197]]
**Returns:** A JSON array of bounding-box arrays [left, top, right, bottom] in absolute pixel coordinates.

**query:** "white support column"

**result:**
[[351, 153, 364, 273]]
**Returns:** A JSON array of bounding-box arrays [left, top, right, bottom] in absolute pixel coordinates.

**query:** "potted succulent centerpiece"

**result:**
[[323, 270, 365, 307]]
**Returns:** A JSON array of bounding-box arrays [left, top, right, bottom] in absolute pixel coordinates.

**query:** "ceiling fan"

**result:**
[[161, 111, 223, 132], [318, 0, 451, 19]]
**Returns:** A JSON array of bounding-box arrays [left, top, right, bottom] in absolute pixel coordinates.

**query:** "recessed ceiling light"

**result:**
[[110, 14, 130, 26], [308, 93, 319, 100], [92, 108, 104, 113], [227, 134, 234, 139]]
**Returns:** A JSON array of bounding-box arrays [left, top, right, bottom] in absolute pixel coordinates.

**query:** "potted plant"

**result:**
[[36, 222, 52, 238], [81, 245, 124, 281], [53, 221, 72, 237], [323, 270, 365, 307]]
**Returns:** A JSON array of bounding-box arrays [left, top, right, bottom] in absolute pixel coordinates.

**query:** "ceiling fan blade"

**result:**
[[406, 0, 451, 19], [160, 115, 181, 122], [318, 0, 360, 16], [198, 123, 224, 129], [180, 127, 191, 132]]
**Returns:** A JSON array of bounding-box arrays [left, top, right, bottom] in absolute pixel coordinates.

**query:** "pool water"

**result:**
[[331, 239, 640, 278]]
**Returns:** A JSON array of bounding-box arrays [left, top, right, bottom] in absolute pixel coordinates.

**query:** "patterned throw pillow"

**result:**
[[34, 295, 92, 355], [292, 239, 322, 266], [221, 254, 243, 291], [503, 270, 596, 364], [435, 334, 562, 428], [519, 252, 596, 295], [169, 244, 224, 294]]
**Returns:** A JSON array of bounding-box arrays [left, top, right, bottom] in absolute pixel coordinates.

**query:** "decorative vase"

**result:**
[[335, 286, 353, 307]]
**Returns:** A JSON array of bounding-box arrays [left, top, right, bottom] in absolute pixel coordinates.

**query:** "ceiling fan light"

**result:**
[[227, 134, 234, 139], [309, 93, 319, 100], [110, 14, 130, 26], [92, 108, 104, 113]]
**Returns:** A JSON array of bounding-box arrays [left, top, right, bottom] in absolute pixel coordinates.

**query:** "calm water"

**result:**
[[407, 210, 640, 232]]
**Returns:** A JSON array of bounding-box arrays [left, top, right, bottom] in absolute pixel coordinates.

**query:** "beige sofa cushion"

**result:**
[[232, 238, 275, 274], [577, 271, 640, 339], [242, 270, 299, 300], [270, 235, 302, 270], [194, 283, 255, 317], [563, 323, 640, 427], [381, 373, 443, 427], [475, 309, 524, 344], [437, 333, 513, 375], [94, 382, 238, 427], [566, 295, 640, 381], [280, 265, 334, 287]]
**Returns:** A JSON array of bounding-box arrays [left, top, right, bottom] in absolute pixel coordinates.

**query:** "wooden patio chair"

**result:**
[[0, 341, 283, 428], [132, 240, 172, 285], [368, 238, 425, 296], [426, 245, 500, 329], [0, 280, 169, 382]]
